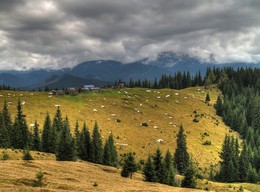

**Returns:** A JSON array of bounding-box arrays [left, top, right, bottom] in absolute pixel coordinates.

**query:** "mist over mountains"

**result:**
[[0, 52, 259, 90]]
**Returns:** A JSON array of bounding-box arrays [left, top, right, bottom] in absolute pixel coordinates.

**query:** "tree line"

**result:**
[[0, 100, 117, 166], [210, 67, 260, 183], [0, 84, 12, 90], [115, 71, 204, 90]]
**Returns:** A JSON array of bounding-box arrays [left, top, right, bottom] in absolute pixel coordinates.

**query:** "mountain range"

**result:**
[[0, 52, 259, 90]]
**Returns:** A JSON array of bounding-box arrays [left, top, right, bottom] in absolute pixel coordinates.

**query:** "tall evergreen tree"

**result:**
[[239, 143, 250, 182], [91, 121, 103, 164], [33, 120, 41, 151], [121, 152, 137, 179], [56, 116, 76, 161], [174, 125, 190, 175], [103, 133, 117, 166], [181, 165, 197, 188], [0, 112, 10, 148], [52, 106, 63, 132], [215, 95, 223, 116], [153, 148, 166, 183], [164, 150, 176, 186], [78, 122, 92, 161], [219, 135, 239, 182], [12, 99, 31, 149], [41, 113, 53, 153], [231, 137, 240, 181], [74, 120, 80, 154], [247, 166, 258, 183], [143, 155, 157, 182]]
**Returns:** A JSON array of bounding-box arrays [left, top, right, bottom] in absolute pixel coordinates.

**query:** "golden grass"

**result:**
[[0, 86, 238, 175], [0, 157, 259, 192], [0, 159, 203, 192]]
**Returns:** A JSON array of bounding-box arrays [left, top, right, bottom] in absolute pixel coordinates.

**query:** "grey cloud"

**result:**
[[0, 0, 260, 70]]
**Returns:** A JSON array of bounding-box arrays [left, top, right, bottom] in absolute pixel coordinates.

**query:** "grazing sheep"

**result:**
[[156, 139, 163, 143]]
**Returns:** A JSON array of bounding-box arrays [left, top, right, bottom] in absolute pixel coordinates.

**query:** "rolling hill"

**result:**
[[0, 86, 237, 172], [0, 86, 260, 191]]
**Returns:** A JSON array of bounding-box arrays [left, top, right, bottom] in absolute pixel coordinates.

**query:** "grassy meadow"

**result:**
[[0, 86, 238, 173], [1, 86, 259, 191]]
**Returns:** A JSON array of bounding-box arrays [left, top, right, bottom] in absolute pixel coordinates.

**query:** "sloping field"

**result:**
[[0, 86, 238, 173], [0, 153, 258, 192]]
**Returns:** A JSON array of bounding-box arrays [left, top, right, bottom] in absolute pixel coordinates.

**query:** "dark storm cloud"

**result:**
[[0, 0, 260, 70]]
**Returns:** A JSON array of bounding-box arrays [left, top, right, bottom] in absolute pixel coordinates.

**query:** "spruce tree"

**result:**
[[50, 123, 58, 153], [56, 116, 76, 161], [103, 133, 118, 166], [12, 117, 22, 149], [153, 148, 166, 183], [74, 120, 80, 154], [121, 152, 137, 179], [215, 96, 223, 116], [231, 137, 240, 181], [33, 120, 41, 151], [78, 122, 92, 161], [143, 155, 157, 182], [52, 106, 63, 132], [239, 143, 250, 182], [247, 166, 258, 183], [164, 150, 176, 186], [219, 135, 240, 182], [91, 121, 103, 164], [181, 165, 197, 188], [174, 125, 190, 175], [0, 112, 10, 148], [12, 99, 31, 149], [41, 113, 52, 153]]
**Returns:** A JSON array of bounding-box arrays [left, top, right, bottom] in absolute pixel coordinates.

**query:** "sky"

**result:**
[[0, 0, 260, 70]]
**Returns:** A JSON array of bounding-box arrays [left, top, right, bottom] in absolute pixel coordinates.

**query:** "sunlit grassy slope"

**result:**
[[0, 86, 237, 173], [1, 87, 260, 191], [0, 157, 200, 192], [0, 149, 259, 192]]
